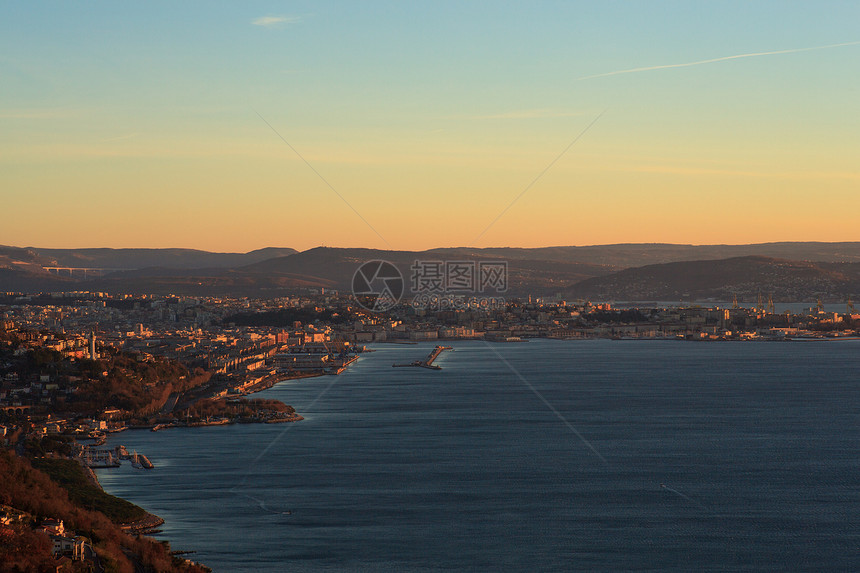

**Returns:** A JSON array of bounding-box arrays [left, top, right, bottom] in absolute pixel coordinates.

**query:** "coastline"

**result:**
[[78, 455, 167, 533], [87, 366, 346, 552], [149, 370, 320, 431], [121, 511, 166, 535]]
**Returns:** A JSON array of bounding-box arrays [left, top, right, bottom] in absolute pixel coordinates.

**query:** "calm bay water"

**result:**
[[97, 340, 859, 572]]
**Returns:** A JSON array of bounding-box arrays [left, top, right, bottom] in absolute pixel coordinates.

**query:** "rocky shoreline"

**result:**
[[76, 456, 168, 534], [121, 512, 166, 535]]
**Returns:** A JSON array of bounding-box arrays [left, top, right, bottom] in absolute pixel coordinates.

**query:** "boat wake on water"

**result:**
[[230, 488, 294, 516], [660, 483, 709, 510]]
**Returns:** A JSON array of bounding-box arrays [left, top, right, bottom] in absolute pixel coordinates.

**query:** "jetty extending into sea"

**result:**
[[392, 345, 453, 370]]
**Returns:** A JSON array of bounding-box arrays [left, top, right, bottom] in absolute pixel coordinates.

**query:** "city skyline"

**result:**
[[3, 1, 859, 252]]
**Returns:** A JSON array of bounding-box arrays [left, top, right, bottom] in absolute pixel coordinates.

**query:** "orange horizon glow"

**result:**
[[3, 4, 859, 252]]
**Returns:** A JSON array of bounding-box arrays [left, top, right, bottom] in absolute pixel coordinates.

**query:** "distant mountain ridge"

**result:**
[[426, 242, 860, 267], [241, 246, 613, 296], [1, 242, 859, 299], [24, 246, 298, 269], [567, 256, 860, 302]]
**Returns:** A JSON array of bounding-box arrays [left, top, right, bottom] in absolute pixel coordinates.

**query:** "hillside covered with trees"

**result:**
[[0, 449, 208, 572]]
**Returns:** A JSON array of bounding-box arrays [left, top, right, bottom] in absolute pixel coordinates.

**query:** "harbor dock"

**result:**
[[393, 346, 453, 370], [83, 448, 120, 468]]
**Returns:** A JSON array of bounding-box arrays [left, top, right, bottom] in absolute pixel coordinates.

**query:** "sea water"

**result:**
[[97, 339, 860, 571]]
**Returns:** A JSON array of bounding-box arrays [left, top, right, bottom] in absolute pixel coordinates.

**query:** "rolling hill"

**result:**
[[566, 256, 860, 302], [2, 243, 860, 300], [28, 246, 298, 269]]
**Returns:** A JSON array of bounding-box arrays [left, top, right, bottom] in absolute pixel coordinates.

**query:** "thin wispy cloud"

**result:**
[[479, 109, 585, 120], [0, 108, 84, 120], [252, 15, 302, 28], [100, 133, 139, 143], [578, 40, 860, 80], [467, 109, 586, 120], [616, 163, 860, 181]]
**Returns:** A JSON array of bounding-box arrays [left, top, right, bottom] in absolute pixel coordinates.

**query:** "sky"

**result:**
[[2, 1, 859, 252]]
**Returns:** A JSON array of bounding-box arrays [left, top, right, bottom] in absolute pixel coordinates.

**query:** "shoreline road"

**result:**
[[159, 392, 181, 415]]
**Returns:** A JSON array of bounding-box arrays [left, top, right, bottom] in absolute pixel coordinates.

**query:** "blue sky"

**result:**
[[2, 1, 859, 251]]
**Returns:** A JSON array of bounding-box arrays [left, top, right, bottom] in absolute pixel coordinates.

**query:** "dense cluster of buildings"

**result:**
[[2, 290, 858, 422]]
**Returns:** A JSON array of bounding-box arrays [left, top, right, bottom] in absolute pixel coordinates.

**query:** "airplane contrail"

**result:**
[[577, 40, 860, 80]]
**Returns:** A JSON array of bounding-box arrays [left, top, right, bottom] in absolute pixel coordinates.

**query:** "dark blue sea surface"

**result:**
[[98, 340, 860, 571]]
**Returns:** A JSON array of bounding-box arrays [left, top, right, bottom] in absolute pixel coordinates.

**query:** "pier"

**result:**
[[327, 354, 359, 374], [130, 451, 154, 469], [393, 346, 453, 370]]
